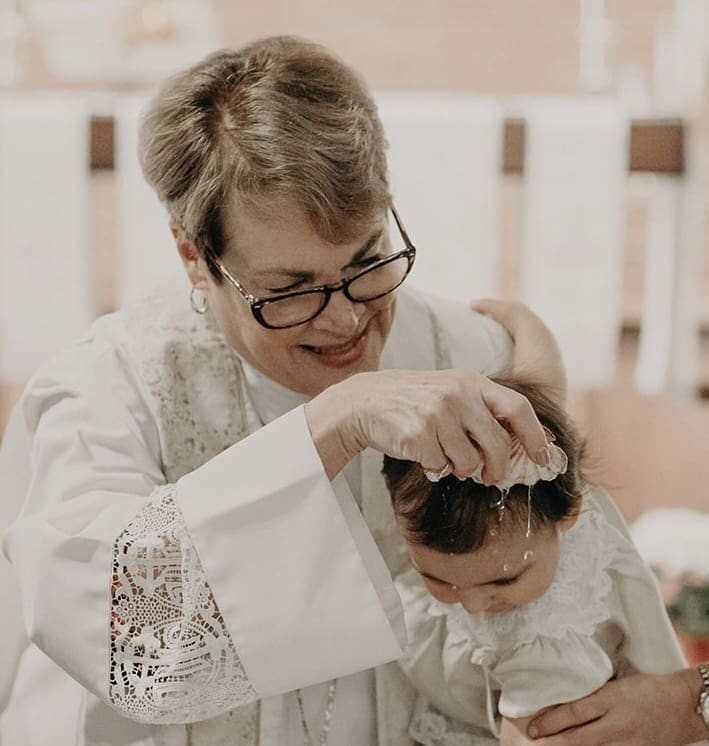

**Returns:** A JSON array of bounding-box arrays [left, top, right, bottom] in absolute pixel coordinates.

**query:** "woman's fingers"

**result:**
[[339, 368, 549, 481], [423, 462, 453, 482], [457, 400, 514, 484], [434, 417, 485, 480], [479, 377, 550, 467], [528, 694, 608, 740]]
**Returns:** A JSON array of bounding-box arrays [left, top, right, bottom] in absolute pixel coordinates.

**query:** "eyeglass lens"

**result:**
[[259, 253, 411, 328]]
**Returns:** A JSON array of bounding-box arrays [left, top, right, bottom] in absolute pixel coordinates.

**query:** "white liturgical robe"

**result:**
[[0, 286, 515, 745]]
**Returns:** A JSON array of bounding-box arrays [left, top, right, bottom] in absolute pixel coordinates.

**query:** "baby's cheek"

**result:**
[[516, 569, 556, 606], [424, 580, 458, 604]]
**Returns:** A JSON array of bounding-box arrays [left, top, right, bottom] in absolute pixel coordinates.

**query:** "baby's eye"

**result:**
[[422, 576, 456, 593], [492, 576, 520, 587]]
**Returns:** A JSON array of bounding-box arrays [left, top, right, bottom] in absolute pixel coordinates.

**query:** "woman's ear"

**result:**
[[171, 221, 207, 287]]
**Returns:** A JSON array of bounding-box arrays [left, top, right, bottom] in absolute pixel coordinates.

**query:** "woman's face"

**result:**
[[179, 199, 398, 397]]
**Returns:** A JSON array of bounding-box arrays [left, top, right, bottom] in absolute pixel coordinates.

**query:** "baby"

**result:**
[[383, 377, 685, 746]]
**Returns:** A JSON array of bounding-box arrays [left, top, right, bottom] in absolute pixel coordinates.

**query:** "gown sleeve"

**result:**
[[494, 632, 614, 718], [1, 339, 404, 725]]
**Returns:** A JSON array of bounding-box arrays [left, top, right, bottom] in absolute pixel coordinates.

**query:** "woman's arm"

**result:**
[[527, 669, 708, 745], [3, 352, 403, 724], [306, 366, 552, 484], [471, 299, 567, 404]]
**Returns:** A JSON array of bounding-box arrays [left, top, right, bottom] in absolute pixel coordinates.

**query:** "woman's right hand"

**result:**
[[304, 368, 551, 482]]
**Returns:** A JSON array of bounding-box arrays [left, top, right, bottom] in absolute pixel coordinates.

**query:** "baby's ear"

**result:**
[[558, 507, 581, 533]]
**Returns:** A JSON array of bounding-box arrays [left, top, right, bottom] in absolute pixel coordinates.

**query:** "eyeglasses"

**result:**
[[208, 207, 416, 329]]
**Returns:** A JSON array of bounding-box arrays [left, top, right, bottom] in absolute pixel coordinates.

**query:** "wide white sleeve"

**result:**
[[1, 345, 403, 725], [0, 405, 32, 712]]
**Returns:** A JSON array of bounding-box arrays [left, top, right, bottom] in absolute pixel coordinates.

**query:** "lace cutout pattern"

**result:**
[[409, 697, 499, 746], [110, 486, 257, 723]]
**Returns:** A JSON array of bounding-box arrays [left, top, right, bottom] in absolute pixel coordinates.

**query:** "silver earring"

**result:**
[[190, 286, 208, 314]]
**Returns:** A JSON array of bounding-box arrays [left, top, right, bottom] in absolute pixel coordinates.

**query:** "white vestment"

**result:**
[[0, 286, 514, 746]]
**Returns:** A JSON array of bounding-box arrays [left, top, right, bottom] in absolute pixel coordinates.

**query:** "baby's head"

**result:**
[[382, 378, 584, 615]]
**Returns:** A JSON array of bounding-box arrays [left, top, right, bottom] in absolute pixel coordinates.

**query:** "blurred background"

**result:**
[[0, 0, 708, 654]]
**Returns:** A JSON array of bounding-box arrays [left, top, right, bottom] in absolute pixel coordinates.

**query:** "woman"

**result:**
[[0, 36, 699, 746]]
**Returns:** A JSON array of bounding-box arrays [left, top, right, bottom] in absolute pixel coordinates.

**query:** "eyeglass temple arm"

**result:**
[[390, 206, 415, 249]]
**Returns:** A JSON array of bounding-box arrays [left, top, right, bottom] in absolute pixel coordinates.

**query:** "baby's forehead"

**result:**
[[404, 520, 559, 584], [401, 513, 556, 556]]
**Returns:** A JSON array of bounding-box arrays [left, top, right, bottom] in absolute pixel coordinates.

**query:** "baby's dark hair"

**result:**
[[382, 377, 585, 553]]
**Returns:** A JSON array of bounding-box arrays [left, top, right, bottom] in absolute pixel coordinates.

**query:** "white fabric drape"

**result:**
[[634, 175, 681, 394], [634, 130, 704, 398], [114, 94, 186, 304], [376, 93, 504, 302], [0, 94, 92, 381], [520, 98, 629, 389]]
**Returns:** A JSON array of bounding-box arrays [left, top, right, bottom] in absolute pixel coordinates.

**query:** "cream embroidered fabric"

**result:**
[[408, 698, 498, 746], [110, 486, 257, 723], [467, 427, 568, 492]]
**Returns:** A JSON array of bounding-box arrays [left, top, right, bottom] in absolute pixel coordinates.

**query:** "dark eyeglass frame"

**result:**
[[206, 206, 417, 330]]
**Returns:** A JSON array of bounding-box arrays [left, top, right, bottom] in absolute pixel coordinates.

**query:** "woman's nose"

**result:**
[[311, 289, 362, 334]]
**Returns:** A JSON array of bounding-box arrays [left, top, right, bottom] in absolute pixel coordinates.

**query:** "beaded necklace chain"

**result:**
[[295, 680, 338, 746]]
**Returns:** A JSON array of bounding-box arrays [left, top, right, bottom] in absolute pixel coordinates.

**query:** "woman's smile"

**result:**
[[299, 325, 370, 368]]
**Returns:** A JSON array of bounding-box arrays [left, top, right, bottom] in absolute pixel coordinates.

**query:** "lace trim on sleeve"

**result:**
[[109, 486, 257, 723]]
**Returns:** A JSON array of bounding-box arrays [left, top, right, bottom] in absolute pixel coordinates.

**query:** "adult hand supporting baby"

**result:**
[[471, 298, 567, 403], [527, 669, 707, 745], [305, 368, 551, 482]]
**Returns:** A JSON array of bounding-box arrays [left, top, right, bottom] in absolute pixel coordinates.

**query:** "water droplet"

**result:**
[[526, 484, 534, 538], [488, 528, 497, 537], [523, 550, 534, 561], [502, 563, 512, 573]]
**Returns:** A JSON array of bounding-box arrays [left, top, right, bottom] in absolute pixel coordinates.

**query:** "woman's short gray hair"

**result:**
[[139, 35, 391, 280]]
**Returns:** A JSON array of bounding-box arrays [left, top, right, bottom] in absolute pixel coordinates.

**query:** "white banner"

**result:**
[[114, 94, 186, 304], [0, 94, 92, 380], [520, 98, 629, 389], [376, 93, 504, 303]]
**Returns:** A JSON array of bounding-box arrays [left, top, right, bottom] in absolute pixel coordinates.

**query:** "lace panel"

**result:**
[[409, 697, 499, 746], [110, 486, 257, 723]]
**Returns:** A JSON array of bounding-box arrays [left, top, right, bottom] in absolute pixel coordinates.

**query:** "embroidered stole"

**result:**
[[121, 289, 451, 746]]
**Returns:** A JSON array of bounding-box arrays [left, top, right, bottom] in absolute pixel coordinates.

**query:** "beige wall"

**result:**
[[5, 0, 709, 522]]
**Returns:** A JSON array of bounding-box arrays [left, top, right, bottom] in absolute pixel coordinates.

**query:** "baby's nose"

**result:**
[[458, 591, 495, 615]]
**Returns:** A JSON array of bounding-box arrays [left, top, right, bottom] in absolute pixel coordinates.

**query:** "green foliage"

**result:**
[[668, 581, 709, 638]]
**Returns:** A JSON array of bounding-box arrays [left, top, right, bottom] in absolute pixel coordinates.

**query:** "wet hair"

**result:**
[[139, 35, 391, 281], [382, 378, 585, 554]]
